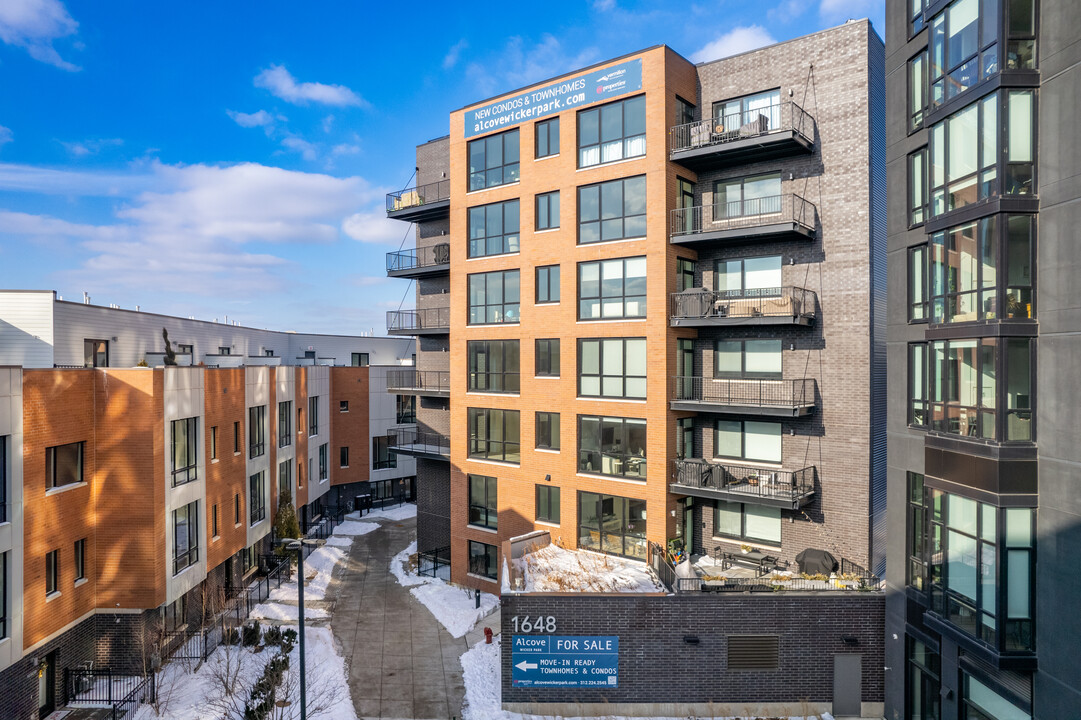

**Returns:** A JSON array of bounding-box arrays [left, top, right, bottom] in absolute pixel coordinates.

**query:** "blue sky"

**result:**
[[0, 0, 884, 334]]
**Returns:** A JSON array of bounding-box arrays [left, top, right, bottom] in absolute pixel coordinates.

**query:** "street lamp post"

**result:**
[[283, 539, 307, 720]]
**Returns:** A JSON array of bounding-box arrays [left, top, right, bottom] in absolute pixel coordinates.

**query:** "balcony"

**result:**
[[669, 101, 814, 169], [670, 377, 815, 417], [385, 180, 450, 222], [670, 286, 816, 327], [670, 194, 816, 245], [387, 428, 450, 461], [386, 307, 450, 336], [386, 368, 451, 398], [671, 459, 815, 510], [386, 243, 451, 279]]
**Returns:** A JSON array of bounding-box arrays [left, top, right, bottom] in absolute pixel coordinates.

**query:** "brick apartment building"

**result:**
[[385, 20, 887, 594], [0, 294, 416, 718]]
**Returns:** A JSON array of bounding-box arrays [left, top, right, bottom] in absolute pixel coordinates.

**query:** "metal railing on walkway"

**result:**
[[670, 194, 816, 238], [65, 667, 156, 715], [669, 101, 814, 154], [387, 427, 451, 458], [673, 459, 815, 504], [387, 368, 451, 394], [387, 307, 450, 333], [672, 376, 815, 410], [670, 286, 816, 322], [386, 179, 450, 213], [386, 243, 451, 273], [418, 546, 451, 579]]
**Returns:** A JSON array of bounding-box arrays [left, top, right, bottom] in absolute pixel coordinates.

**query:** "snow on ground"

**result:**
[[345, 503, 416, 523], [389, 540, 497, 637], [459, 637, 835, 720], [250, 602, 330, 622], [329, 520, 379, 536], [268, 544, 346, 603], [135, 625, 357, 720], [514, 543, 664, 593], [325, 535, 353, 547]]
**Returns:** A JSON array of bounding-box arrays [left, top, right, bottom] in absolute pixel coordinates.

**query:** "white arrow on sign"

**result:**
[[515, 661, 538, 672]]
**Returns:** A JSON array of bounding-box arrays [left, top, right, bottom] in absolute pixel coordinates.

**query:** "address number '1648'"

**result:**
[[510, 615, 556, 633]]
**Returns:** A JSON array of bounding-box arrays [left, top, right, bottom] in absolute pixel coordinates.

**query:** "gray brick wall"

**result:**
[[416, 458, 451, 552]]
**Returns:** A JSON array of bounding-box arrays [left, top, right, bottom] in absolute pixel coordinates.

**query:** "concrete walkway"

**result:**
[[328, 515, 498, 720]]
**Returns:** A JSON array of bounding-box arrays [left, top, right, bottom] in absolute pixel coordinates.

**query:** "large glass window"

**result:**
[[468, 541, 499, 579], [0, 551, 7, 639], [578, 96, 646, 168], [712, 89, 781, 133], [910, 244, 928, 321], [578, 257, 646, 320], [535, 339, 560, 377], [536, 265, 560, 304], [396, 395, 416, 424], [909, 51, 928, 130], [468, 408, 521, 464], [468, 129, 520, 191], [713, 173, 782, 218], [467, 340, 520, 393], [279, 460, 292, 499], [46, 550, 58, 595], [173, 501, 199, 575], [577, 416, 646, 480], [468, 199, 520, 258], [929, 0, 999, 107], [46, 441, 84, 489], [468, 270, 520, 325], [716, 256, 782, 297], [910, 148, 927, 225], [578, 338, 646, 399], [536, 485, 560, 523], [308, 396, 319, 435], [536, 117, 559, 159], [578, 492, 647, 560], [318, 442, 328, 480], [278, 401, 292, 447], [0, 436, 6, 523], [536, 412, 560, 450], [535, 191, 559, 231], [468, 474, 498, 530], [83, 339, 108, 368], [249, 405, 266, 458], [930, 337, 1033, 440], [907, 637, 941, 720], [715, 339, 781, 378], [373, 436, 397, 470], [907, 472, 929, 590], [249, 472, 265, 525], [910, 343, 929, 427], [930, 218, 996, 323], [1006, 0, 1037, 70], [1005, 215, 1034, 319], [171, 417, 198, 486], [963, 674, 1031, 720], [715, 420, 781, 463], [578, 176, 646, 244], [714, 501, 781, 544]]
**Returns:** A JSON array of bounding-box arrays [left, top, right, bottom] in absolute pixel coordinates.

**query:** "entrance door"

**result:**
[[682, 498, 695, 554], [38, 652, 55, 718], [832, 653, 862, 717], [677, 339, 694, 402]]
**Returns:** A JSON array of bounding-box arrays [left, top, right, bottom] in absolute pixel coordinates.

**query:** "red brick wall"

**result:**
[[329, 367, 370, 487], [204, 368, 247, 569]]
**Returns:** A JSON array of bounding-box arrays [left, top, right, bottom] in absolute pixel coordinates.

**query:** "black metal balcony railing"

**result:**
[[671, 194, 816, 239], [386, 243, 451, 275], [387, 427, 450, 459], [669, 101, 814, 155], [672, 377, 815, 414], [386, 368, 451, 395], [386, 179, 450, 213], [386, 307, 450, 334], [673, 458, 815, 508], [670, 286, 817, 324]]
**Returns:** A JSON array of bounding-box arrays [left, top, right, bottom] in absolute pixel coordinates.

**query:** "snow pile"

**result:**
[[250, 603, 329, 622], [329, 520, 379, 536], [390, 541, 497, 638], [268, 544, 345, 603], [345, 503, 416, 523], [514, 544, 663, 593], [325, 535, 353, 547]]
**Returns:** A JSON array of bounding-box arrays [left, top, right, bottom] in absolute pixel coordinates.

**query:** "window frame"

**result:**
[[279, 459, 292, 500], [351, 352, 369, 367], [169, 417, 199, 486], [535, 485, 560, 524], [46, 441, 84, 490], [318, 443, 328, 480], [910, 342, 929, 428], [713, 501, 782, 545], [340, 446, 349, 468], [577, 491, 648, 560], [534, 338, 560, 377], [711, 89, 782, 132], [468, 408, 521, 464], [467, 474, 498, 531], [74, 538, 86, 583], [712, 173, 783, 219], [373, 435, 397, 470], [173, 501, 199, 575], [308, 396, 319, 436], [577, 337, 647, 399], [396, 394, 416, 424], [577, 175, 647, 245], [577, 256, 647, 321], [248, 405, 266, 459], [714, 255, 783, 298], [908, 243, 929, 321], [46, 549, 58, 596], [714, 419, 783, 464], [535, 191, 560, 232], [909, 50, 928, 131], [249, 472, 266, 526], [677, 257, 697, 292], [535, 117, 559, 159], [714, 339, 782, 379], [468, 128, 520, 191], [577, 415, 647, 481], [83, 338, 108, 368], [468, 199, 521, 258], [536, 265, 560, 304], [468, 540, 499, 579], [535, 411, 560, 451], [278, 401, 292, 447], [0, 551, 7, 639], [928, 0, 1002, 109], [467, 340, 520, 394], [577, 95, 646, 169], [468, 269, 521, 325], [909, 147, 928, 226]]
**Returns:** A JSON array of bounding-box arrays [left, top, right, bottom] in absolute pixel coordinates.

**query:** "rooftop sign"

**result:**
[[464, 58, 642, 138]]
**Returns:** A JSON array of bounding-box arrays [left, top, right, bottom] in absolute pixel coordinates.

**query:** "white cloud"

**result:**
[[592, 0, 616, 10], [0, 0, 80, 70], [0, 126, 12, 149], [0, 161, 155, 196], [227, 109, 274, 129], [820, 0, 881, 21], [60, 137, 123, 157], [768, 0, 808, 22], [341, 211, 406, 245], [331, 143, 360, 156], [464, 34, 601, 98], [254, 65, 366, 108], [442, 39, 468, 70], [280, 135, 318, 161], [321, 115, 335, 133], [691, 25, 777, 63]]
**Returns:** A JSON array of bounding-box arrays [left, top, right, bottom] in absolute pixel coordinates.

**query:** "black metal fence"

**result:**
[[669, 100, 814, 153], [672, 376, 815, 410], [417, 546, 451, 579], [386, 179, 450, 213], [647, 542, 677, 593], [386, 243, 451, 273], [387, 427, 451, 458], [386, 307, 450, 333], [669, 286, 817, 322], [673, 459, 816, 504], [670, 193, 816, 238], [386, 368, 451, 394], [65, 667, 156, 713]]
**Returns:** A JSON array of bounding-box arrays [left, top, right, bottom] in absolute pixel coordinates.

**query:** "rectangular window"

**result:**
[[373, 436, 397, 470], [928, 0, 1001, 108], [535, 339, 560, 377], [929, 337, 1032, 440], [162, 596, 187, 633], [173, 501, 199, 575], [677, 96, 695, 126], [170, 417, 198, 486], [578, 256, 646, 320], [0, 551, 7, 639], [210, 426, 217, 460], [248, 405, 266, 458], [212, 504, 219, 538], [319, 443, 328, 480], [249, 472, 266, 525], [467, 340, 520, 393], [715, 420, 782, 463], [46, 550, 58, 595], [536, 265, 560, 304], [911, 0, 927, 32], [396, 395, 416, 424], [468, 540, 499, 579], [712, 89, 781, 134], [713, 173, 782, 219], [233, 421, 240, 454], [536, 411, 560, 450], [910, 343, 929, 427], [339, 400, 348, 413], [536, 117, 559, 158], [468, 199, 520, 258], [578, 95, 646, 168], [577, 415, 647, 480], [234, 493, 240, 525], [909, 244, 928, 321], [73, 538, 85, 582], [1006, 0, 1037, 70], [218, 346, 231, 355], [714, 502, 781, 544], [278, 401, 292, 447], [677, 258, 697, 292], [536, 485, 560, 524], [308, 396, 319, 435], [468, 128, 520, 191], [468, 408, 521, 464], [578, 176, 646, 244], [907, 638, 941, 720], [578, 337, 647, 399], [46, 441, 84, 489], [910, 148, 927, 225], [468, 474, 498, 530], [83, 339, 108, 368], [715, 256, 782, 297], [907, 472, 928, 590], [468, 270, 520, 325], [578, 491, 647, 559], [963, 674, 1032, 720], [0, 437, 7, 523], [909, 51, 927, 130], [340, 446, 349, 468], [279, 460, 292, 499], [929, 218, 996, 323], [715, 339, 782, 378], [535, 191, 560, 231], [351, 352, 369, 367]]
